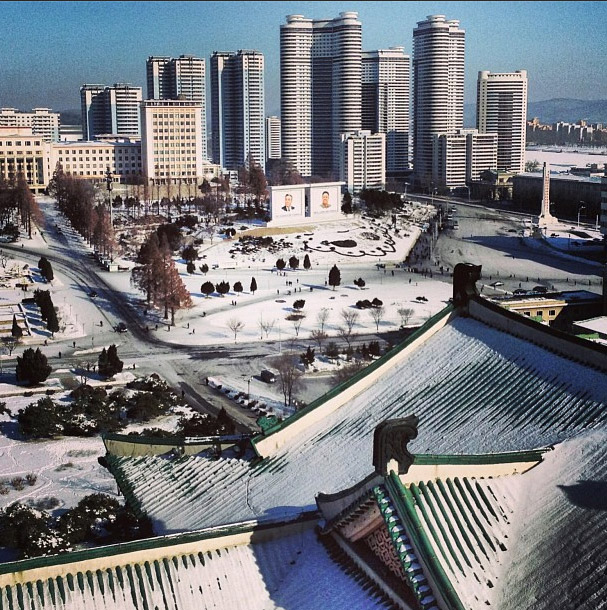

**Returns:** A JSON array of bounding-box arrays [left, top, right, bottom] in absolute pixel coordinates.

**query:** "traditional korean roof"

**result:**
[[317, 426, 607, 610], [0, 516, 392, 610], [106, 306, 607, 534]]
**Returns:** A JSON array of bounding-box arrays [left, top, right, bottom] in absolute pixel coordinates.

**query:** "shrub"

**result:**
[[11, 477, 26, 491], [26, 473, 37, 486]]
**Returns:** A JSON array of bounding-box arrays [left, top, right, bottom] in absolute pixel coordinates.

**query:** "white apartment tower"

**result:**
[[362, 47, 410, 176], [340, 130, 385, 194], [0, 108, 60, 142], [210, 50, 265, 170], [477, 70, 528, 174], [146, 55, 207, 159], [280, 12, 361, 178], [413, 15, 465, 188], [80, 83, 142, 139], [107, 84, 142, 138], [266, 116, 282, 161]]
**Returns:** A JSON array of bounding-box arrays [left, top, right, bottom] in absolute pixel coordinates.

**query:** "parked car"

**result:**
[[260, 369, 276, 384], [89, 290, 98, 299], [490, 281, 504, 288], [532, 286, 548, 294], [513, 289, 528, 296], [115, 322, 128, 333]]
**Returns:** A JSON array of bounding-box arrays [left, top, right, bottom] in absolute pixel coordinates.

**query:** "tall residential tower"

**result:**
[[477, 70, 528, 174], [80, 83, 142, 139], [362, 47, 410, 178], [412, 15, 465, 188], [146, 55, 207, 159], [280, 12, 361, 178], [210, 50, 265, 170]]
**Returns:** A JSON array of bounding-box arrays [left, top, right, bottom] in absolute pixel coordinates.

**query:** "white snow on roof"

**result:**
[[0, 527, 390, 610]]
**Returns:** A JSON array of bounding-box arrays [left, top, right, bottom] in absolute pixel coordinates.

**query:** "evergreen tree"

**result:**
[[46, 306, 59, 337], [288, 256, 299, 270], [98, 344, 123, 378], [200, 263, 209, 275], [131, 233, 161, 306], [341, 190, 353, 215], [201, 281, 215, 298], [98, 348, 109, 376], [303, 254, 311, 270], [250, 277, 257, 294], [11, 314, 23, 339], [16, 348, 51, 385], [233, 281, 243, 295], [107, 344, 124, 375], [216, 280, 230, 297], [186, 262, 195, 274], [329, 264, 341, 290], [276, 258, 286, 271]]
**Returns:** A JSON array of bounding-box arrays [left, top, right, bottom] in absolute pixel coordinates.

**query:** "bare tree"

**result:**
[[269, 351, 303, 407], [309, 329, 328, 353], [259, 316, 275, 340], [227, 318, 245, 343], [317, 307, 330, 333], [338, 309, 359, 350], [369, 306, 386, 332], [397, 307, 414, 328], [289, 314, 305, 337]]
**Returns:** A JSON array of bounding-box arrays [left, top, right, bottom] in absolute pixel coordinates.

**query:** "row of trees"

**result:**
[[276, 255, 312, 271], [201, 277, 258, 298], [47, 164, 117, 260], [33, 289, 59, 336], [0, 172, 43, 238]]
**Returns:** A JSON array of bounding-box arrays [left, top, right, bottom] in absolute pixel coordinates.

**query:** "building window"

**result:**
[[548, 310, 556, 316], [523, 311, 530, 316]]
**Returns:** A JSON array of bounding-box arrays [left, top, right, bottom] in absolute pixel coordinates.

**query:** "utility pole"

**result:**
[[105, 167, 113, 228]]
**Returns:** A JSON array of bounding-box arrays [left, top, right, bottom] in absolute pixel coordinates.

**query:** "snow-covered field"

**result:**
[[526, 146, 607, 170]]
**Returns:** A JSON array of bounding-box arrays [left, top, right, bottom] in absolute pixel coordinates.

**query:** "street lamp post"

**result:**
[[578, 204, 586, 228], [247, 376, 251, 399], [105, 167, 113, 228]]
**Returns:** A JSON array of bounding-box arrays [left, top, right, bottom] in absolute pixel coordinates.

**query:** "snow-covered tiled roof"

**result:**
[[0, 524, 391, 610], [108, 314, 607, 534]]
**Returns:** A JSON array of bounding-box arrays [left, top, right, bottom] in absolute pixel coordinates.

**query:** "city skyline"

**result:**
[[1, 1, 606, 116]]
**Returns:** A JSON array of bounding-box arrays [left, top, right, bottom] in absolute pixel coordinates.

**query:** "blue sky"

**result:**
[[1, 1, 606, 115]]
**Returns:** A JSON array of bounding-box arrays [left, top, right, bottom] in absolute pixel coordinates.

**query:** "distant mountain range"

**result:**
[[465, 98, 607, 127]]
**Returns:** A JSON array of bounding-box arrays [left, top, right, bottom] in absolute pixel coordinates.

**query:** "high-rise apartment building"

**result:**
[[80, 83, 142, 139], [280, 12, 361, 178], [340, 130, 385, 193], [433, 128, 497, 189], [210, 50, 265, 170], [477, 70, 528, 174], [80, 84, 106, 140], [0, 108, 60, 142], [362, 47, 410, 176], [146, 55, 207, 160], [413, 15, 465, 188], [265, 116, 281, 161]]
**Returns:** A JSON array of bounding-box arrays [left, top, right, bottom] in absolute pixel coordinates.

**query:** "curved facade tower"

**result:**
[[413, 15, 465, 188], [281, 12, 361, 178]]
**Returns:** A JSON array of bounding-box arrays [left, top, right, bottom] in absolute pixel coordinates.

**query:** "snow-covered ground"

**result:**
[[526, 146, 607, 170]]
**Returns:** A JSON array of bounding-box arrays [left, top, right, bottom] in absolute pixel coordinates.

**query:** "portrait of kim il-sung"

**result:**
[[282, 193, 293, 211]]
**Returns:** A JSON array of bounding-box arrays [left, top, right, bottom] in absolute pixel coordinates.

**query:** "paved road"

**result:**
[[4, 196, 603, 431]]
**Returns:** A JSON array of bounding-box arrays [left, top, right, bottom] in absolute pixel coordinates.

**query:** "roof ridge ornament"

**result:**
[[453, 262, 482, 307], [373, 415, 419, 476]]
